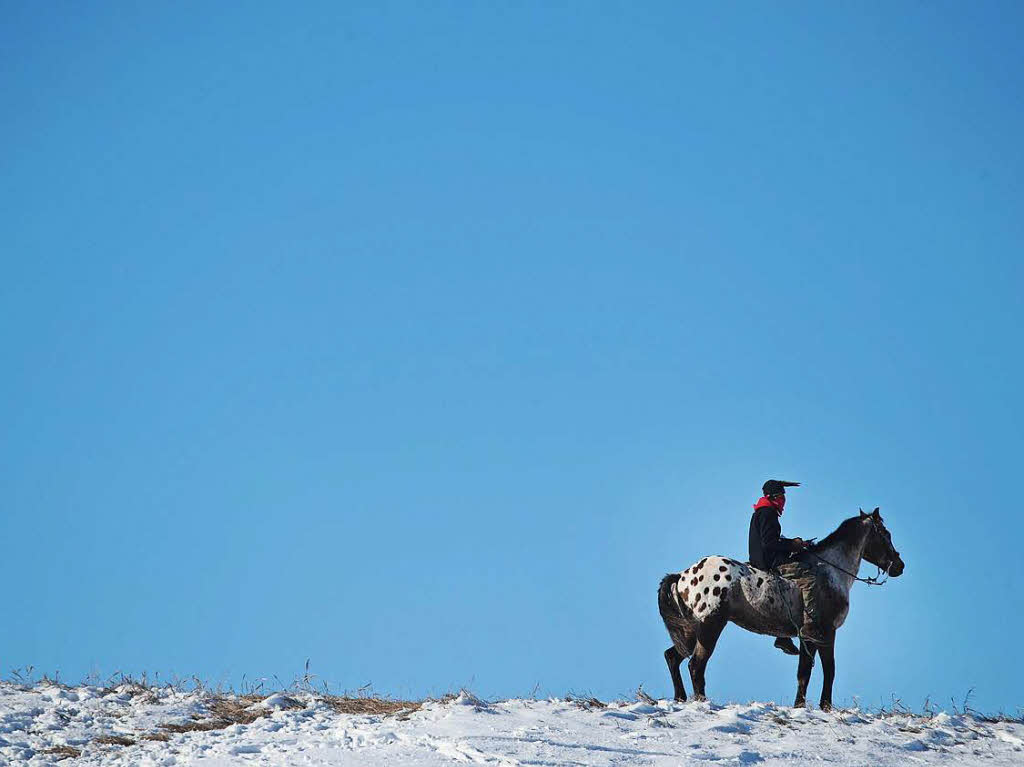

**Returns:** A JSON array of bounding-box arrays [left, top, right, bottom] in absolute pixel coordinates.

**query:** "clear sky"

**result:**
[[3, 2, 1022, 712]]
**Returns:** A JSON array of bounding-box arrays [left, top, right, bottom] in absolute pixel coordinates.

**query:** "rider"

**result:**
[[748, 480, 824, 653]]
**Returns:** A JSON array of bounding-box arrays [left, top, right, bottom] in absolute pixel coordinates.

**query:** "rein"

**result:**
[[803, 514, 894, 586], [802, 532, 892, 585], [804, 550, 890, 586]]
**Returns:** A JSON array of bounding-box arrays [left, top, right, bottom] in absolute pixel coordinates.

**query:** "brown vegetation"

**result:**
[[95, 735, 137, 746], [322, 695, 422, 716], [40, 745, 81, 760]]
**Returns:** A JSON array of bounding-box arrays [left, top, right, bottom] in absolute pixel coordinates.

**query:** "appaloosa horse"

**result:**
[[658, 508, 904, 710]]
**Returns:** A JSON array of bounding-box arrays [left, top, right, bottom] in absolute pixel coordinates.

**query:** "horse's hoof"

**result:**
[[793, 698, 806, 708], [820, 702, 832, 712]]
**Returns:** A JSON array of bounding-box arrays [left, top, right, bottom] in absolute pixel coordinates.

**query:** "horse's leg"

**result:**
[[664, 646, 687, 702], [794, 640, 817, 708], [817, 631, 837, 711], [687, 616, 726, 701]]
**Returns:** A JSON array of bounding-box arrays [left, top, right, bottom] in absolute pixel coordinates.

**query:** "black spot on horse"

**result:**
[[682, 588, 689, 600], [768, 595, 775, 604], [712, 587, 720, 596], [699, 575, 705, 582], [720, 588, 728, 600], [713, 574, 720, 581], [697, 558, 707, 569], [725, 575, 732, 581], [757, 577, 764, 587], [704, 587, 709, 594], [719, 566, 727, 572]]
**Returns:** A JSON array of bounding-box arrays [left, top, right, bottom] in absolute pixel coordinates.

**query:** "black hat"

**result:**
[[762, 480, 800, 497]]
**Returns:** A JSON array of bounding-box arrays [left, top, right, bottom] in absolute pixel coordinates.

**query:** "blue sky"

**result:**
[[2, 2, 1022, 712]]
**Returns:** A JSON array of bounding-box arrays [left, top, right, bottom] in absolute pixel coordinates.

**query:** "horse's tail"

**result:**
[[658, 573, 679, 617], [658, 573, 693, 627], [658, 572, 696, 656]]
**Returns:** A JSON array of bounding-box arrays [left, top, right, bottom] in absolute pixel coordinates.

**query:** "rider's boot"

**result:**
[[773, 637, 800, 655]]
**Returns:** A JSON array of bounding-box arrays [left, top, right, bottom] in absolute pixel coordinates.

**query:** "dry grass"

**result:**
[[322, 695, 422, 716], [40, 745, 81, 760], [158, 697, 270, 733], [209, 697, 273, 724], [140, 732, 171, 742], [100, 678, 159, 702], [564, 692, 606, 710], [158, 719, 229, 734], [94, 734, 136, 746]]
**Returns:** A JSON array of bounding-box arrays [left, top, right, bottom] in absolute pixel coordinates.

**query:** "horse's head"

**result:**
[[860, 508, 905, 577]]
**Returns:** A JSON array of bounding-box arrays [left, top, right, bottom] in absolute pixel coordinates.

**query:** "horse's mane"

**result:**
[[809, 515, 866, 552]]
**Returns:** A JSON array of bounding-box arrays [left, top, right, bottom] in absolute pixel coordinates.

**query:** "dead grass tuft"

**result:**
[[564, 692, 606, 710], [40, 745, 81, 760], [208, 698, 271, 724], [158, 719, 228, 734], [159, 696, 270, 733], [140, 732, 171, 742], [322, 695, 422, 716], [95, 735, 136, 746], [100, 676, 157, 700]]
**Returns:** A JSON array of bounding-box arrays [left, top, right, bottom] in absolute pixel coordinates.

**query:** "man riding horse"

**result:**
[[660, 503, 904, 705], [749, 480, 825, 654]]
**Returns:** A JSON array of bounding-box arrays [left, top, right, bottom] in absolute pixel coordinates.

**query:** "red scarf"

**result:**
[[753, 495, 785, 515]]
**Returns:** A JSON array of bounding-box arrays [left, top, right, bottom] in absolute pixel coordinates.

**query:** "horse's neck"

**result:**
[[816, 527, 868, 595]]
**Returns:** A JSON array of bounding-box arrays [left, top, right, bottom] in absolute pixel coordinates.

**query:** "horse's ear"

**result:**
[[859, 508, 867, 518], [871, 507, 880, 518]]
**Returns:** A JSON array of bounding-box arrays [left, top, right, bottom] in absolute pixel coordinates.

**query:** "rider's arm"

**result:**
[[755, 510, 794, 558]]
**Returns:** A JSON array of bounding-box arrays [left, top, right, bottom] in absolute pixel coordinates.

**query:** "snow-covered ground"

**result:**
[[2, 682, 1022, 766]]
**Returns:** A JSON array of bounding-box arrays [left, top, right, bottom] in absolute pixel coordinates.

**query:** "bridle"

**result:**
[[805, 516, 896, 587]]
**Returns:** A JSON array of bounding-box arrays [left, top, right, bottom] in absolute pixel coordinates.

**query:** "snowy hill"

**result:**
[[2, 682, 1022, 765]]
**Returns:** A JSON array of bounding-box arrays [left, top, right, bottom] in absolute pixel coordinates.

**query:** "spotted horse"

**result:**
[[657, 508, 905, 710]]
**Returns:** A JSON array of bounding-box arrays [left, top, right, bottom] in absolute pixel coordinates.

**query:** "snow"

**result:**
[[256, 693, 303, 711], [2, 682, 1022, 765]]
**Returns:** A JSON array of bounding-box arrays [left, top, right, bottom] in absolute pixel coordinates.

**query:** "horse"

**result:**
[[657, 508, 904, 710]]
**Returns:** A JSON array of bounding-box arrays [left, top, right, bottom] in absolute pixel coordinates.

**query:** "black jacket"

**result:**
[[748, 505, 798, 570]]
